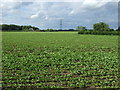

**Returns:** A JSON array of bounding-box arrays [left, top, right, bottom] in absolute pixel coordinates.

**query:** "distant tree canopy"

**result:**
[[46, 28, 55, 32], [78, 22, 119, 35], [76, 26, 87, 31], [93, 22, 110, 31], [21, 25, 39, 31], [0, 24, 22, 31], [116, 26, 120, 31], [0, 24, 39, 31]]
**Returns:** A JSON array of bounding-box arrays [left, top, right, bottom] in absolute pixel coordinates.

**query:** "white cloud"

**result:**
[[1, 1, 118, 29], [1, 0, 119, 2], [45, 16, 48, 20], [30, 14, 39, 19], [69, 10, 74, 15], [0, 0, 83, 2], [1, 0, 118, 16], [82, 0, 117, 8]]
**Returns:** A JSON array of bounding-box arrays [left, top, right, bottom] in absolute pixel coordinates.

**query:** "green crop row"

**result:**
[[2, 32, 119, 88]]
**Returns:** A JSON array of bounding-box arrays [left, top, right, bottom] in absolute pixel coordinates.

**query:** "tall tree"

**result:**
[[93, 22, 110, 31], [76, 26, 87, 31]]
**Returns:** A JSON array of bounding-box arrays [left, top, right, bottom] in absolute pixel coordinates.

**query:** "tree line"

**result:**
[[77, 22, 119, 35], [0, 24, 39, 31], [0, 22, 120, 35]]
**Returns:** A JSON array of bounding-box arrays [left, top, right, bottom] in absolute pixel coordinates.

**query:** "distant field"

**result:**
[[2, 32, 119, 88]]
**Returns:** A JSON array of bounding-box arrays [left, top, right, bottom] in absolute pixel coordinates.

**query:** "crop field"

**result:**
[[2, 32, 119, 88]]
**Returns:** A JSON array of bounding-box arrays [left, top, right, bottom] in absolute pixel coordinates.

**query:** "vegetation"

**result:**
[[76, 26, 87, 31], [46, 29, 57, 32], [2, 32, 119, 88], [78, 30, 119, 35], [93, 22, 110, 31], [0, 24, 39, 31], [1, 22, 119, 35], [78, 22, 119, 35]]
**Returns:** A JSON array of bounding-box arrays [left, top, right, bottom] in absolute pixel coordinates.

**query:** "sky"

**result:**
[[0, 0, 119, 29]]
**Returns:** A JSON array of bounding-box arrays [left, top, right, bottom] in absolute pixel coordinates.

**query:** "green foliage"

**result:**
[[1, 24, 22, 31], [93, 22, 110, 31], [78, 30, 119, 35], [46, 28, 55, 32], [1, 24, 39, 31], [78, 30, 85, 34], [76, 26, 87, 31], [21, 25, 39, 31], [2, 32, 119, 88], [77, 26, 88, 34]]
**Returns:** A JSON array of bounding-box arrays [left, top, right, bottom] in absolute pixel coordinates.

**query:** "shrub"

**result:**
[[78, 30, 119, 35]]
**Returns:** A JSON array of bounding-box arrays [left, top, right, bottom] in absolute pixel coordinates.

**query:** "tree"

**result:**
[[46, 28, 55, 32], [93, 22, 110, 31], [76, 26, 87, 31], [109, 29, 114, 31], [1, 24, 39, 31], [116, 27, 120, 31]]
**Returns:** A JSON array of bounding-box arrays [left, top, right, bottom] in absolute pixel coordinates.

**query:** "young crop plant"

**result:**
[[2, 32, 119, 89]]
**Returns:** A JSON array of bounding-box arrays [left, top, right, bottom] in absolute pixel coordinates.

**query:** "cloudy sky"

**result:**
[[0, 0, 119, 29]]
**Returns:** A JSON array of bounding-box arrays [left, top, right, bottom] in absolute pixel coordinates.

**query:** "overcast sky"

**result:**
[[1, 0, 119, 29]]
